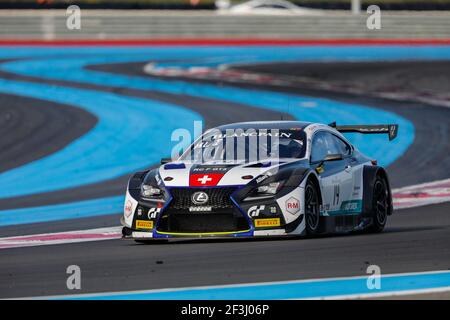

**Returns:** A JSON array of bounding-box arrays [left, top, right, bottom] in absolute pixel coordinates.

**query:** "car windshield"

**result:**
[[180, 128, 307, 163]]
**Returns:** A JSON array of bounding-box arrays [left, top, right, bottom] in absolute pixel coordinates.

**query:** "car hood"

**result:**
[[158, 158, 304, 188]]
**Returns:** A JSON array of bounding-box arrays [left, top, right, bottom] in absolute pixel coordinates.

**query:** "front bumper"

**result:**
[[122, 185, 304, 240], [121, 226, 288, 241]]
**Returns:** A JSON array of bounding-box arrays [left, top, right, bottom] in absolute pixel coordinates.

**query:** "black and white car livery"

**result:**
[[121, 121, 398, 241]]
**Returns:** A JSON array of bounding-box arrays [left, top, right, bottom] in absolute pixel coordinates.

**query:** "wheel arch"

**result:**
[[362, 165, 394, 217], [304, 171, 323, 206]]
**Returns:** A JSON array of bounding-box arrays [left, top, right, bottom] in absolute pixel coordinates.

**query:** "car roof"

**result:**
[[216, 121, 314, 131]]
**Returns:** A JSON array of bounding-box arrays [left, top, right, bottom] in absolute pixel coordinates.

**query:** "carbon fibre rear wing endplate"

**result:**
[[328, 122, 399, 141]]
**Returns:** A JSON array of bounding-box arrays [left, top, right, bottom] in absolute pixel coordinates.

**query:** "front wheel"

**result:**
[[305, 180, 321, 235], [367, 177, 389, 233]]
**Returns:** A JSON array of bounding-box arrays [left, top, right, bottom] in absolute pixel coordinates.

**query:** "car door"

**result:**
[[328, 134, 357, 213], [332, 134, 367, 214], [310, 131, 353, 215]]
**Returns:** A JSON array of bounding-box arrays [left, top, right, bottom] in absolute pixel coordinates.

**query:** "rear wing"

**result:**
[[328, 122, 399, 141]]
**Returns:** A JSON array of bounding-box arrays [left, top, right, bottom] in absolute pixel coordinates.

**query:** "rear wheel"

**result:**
[[368, 177, 389, 233], [305, 180, 321, 235]]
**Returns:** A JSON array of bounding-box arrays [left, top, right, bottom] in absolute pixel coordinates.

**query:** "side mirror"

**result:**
[[323, 154, 344, 162], [160, 158, 172, 165]]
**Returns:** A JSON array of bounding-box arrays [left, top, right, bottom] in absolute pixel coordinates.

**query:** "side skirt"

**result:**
[[320, 214, 371, 234]]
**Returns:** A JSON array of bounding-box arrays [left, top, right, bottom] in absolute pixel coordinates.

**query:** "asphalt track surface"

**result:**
[[0, 201, 449, 298], [0, 93, 97, 174], [0, 58, 450, 298]]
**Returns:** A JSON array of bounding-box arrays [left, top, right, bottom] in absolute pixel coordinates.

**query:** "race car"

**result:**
[[121, 121, 398, 241]]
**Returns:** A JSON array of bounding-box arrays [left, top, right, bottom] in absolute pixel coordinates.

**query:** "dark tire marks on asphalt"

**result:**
[[0, 93, 97, 177]]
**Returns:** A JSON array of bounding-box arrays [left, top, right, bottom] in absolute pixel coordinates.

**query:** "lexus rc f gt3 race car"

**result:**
[[121, 121, 398, 242]]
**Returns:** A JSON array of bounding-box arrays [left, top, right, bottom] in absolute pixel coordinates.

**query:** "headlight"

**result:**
[[244, 181, 284, 201], [256, 182, 282, 195], [141, 184, 162, 198]]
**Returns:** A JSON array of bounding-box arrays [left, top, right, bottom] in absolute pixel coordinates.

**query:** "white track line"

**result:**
[[313, 286, 450, 300], [12, 270, 450, 300]]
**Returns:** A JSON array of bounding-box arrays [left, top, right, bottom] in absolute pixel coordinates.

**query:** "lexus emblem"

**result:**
[[192, 191, 209, 205]]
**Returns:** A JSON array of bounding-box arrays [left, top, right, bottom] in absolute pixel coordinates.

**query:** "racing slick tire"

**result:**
[[367, 176, 389, 233], [305, 179, 321, 235]]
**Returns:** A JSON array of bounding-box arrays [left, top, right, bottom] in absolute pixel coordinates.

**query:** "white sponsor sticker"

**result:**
[[148, 207, 161, 219], [286, 197, 300, 215], [248, 205, 265, 217]]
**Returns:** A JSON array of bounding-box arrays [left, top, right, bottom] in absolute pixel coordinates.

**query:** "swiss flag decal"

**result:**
[[189, 173, 224, 187]]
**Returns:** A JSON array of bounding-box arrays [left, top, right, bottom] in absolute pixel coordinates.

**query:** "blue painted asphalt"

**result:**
[[1, 45, 450, 61], [0, 196, 123, 227], [0, 48, 417, 166], [0, 79, 202, 198], [62, 271, 450, 300]]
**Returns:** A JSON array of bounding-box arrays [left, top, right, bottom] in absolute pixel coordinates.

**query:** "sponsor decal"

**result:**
[[326, 200, 362, 216], [137, 207, 143, 216], [190, 173, 224, 187], [148, 207, 161, 219], [164, 163, 186, 170], [286, 197, 300, 215], [247, 205, 265, 217], [352, 185, 361, 197], [270, 206, 277, 214], [333, 185, 340, 206], [191, 191, 209, 205], [136, 220, 153, 229], [124, 200, 133, 218], [201, 130, 292, 141], [320, 204, 330, 214], [341, 201, 358, 211], [192, 167, 228, 173], [254, 218, 281, 228], [155, 174, 163, 186], [189, 206, 212, 212], [256, 174, 270, 184]]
